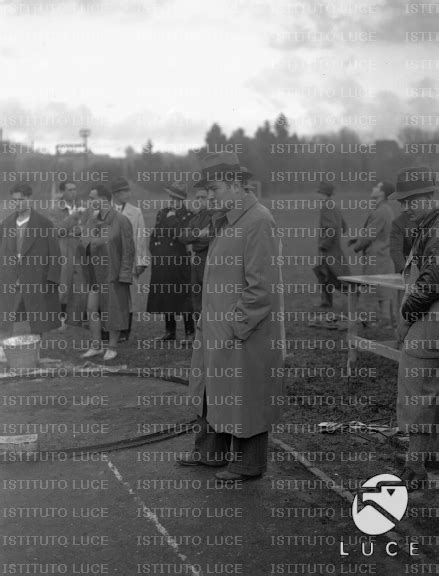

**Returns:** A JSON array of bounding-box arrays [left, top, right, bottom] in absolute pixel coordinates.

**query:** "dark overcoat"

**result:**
[[147, 206, 193, 314], [0, 209, 61, 333]]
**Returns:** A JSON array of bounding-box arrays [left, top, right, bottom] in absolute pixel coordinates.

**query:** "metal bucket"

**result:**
[[2, 335, 41, 369]]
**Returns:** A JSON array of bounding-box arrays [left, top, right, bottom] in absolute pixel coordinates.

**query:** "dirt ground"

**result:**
[[1, 190, 438, 573]]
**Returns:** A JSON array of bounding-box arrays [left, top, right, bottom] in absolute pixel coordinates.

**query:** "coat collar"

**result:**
[[97, 206, 117, 223], [226, 192, 258, 226], [417, 208, 439, 229]]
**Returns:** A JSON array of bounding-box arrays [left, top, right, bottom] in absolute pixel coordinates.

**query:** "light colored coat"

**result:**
[[353, 200, 394, 275], [189, 193, 285, 438], [114, 202, 148, 269], [318, 199, 350, 280], [353, 200, 394, 302], [47, 202, 85, 305]]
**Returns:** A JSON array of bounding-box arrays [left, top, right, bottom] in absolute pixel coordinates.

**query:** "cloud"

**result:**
[[0, 0, 175, 18], [0, 99, 208, 155], [266, 0, 439, 50]]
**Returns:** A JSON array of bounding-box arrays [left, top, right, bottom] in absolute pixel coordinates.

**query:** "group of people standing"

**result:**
[[0, 151, 284, 486], [0, 155, 437, 490], [0, 176, 218, 360], [314, 166, 439, 491], [314, 178, 418, 321]]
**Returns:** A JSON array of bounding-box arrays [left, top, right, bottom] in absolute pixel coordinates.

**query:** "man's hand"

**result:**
[[396, 320, 411, 347], [135, 266, 147, 278]]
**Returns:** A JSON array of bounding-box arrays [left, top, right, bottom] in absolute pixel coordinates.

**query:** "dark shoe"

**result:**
[[176, 452, 226, 467], [155, 332, 176, 341], [118, 330, 130, 343], [400, 468, 429, 492], [214, 470, 262, 485], [176, 452, 203, 466], [395, 452, 439, 471]]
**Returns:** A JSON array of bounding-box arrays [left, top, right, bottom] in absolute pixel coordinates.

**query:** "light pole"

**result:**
[[79, 128, 91, 152], [79, 128, 91, 170]]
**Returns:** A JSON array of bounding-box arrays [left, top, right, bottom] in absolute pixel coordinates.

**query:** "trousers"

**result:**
[[193, 396, 268, 476]]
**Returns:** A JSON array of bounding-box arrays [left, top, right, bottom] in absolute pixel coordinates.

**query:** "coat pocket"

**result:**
[[405, 300, 439, 357]]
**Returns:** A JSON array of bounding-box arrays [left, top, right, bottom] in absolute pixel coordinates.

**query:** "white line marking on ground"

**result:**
[[102, 454, 201, 576]]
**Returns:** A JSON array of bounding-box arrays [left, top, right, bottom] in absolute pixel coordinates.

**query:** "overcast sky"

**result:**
[[0, 0, 437, 155]]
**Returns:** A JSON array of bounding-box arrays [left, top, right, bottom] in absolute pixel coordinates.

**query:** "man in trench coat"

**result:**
[[313, 181, 350, 308], [391, 166, 439, 491], [349, 181, 395, 322], [0, 183, 61, 342], [110, 177, 148, 341], [177, 152, 285, 484]]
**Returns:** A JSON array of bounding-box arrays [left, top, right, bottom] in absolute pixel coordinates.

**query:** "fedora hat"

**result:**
[[389, 166, 439, 201], [111, 177, 130, 195], [165, 180, 187, 200], [316, 181, 334, 196], [194, 151, 245, 188]]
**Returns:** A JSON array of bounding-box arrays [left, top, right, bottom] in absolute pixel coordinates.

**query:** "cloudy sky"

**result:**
[[0, 0, 437, 155]]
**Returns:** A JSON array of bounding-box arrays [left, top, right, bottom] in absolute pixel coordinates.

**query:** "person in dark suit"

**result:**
[[313, 181, 350, 308], [0, 183, 62, 347], [147, 181, 195, 342], [390, 211, 417, 274]]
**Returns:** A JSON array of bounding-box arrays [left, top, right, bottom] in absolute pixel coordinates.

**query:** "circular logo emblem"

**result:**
[[352, 473, 408, 535]]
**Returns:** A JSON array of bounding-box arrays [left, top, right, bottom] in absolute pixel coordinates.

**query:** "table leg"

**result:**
[[346, 287, 359, 377]]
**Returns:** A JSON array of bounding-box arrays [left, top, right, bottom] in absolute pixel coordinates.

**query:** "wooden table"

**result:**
[[338, 274, 406, 376]]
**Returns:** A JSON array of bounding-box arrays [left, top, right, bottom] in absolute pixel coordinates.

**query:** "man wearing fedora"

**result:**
[[147, 180, 195, 342], [313, 180, 350, 309], [391, 166, 439, 491], [177, 152, 284, 485], [111, 177, 148, 342]]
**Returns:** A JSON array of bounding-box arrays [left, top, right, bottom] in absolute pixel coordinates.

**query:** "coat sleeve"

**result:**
[[318, 206, 337, 252], [390, 218, 406, 274], [231, 217, 275, 341], [401, 234, 439, 322], [47, 223, 62, 284], [118, 216, 135, 283], [352, 209, 386, 252], [135, 210, 148, 267], [179, 212, 210, 248]]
